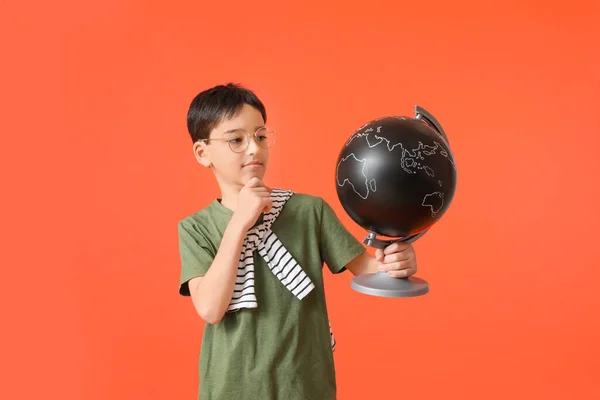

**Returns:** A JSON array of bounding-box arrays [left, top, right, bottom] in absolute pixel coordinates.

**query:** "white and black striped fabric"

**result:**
[[228, 188, 336, 350]]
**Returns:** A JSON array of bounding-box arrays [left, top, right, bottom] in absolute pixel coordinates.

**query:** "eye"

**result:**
[[256, 128, 269, 141], [225, 131, 245, 143]]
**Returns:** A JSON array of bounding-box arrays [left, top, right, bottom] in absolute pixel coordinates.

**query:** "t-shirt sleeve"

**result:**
[[318, 197, 366, 274], [177, 219, 215, 296]]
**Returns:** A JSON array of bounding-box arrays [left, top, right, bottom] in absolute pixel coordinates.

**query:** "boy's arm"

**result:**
[[186, 178, 272, 324], [317, 196, 418, 278], [187, 219, 248, 324]]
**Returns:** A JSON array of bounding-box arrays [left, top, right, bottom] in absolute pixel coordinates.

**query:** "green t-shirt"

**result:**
[[178, 192, 366, 400]]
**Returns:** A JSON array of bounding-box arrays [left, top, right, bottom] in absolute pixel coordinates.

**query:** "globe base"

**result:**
[[351, 272, 429, 298]]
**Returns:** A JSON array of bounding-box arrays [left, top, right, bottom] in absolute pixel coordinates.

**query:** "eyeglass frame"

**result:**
[[197, 126, 276, 153]]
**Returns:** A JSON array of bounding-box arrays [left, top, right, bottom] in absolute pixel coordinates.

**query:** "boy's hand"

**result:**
[[232, 178, 272, 230], [375, 242, 417, 278]]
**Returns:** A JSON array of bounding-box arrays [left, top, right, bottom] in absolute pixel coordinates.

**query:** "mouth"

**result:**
[[243, 161, 263, 168]]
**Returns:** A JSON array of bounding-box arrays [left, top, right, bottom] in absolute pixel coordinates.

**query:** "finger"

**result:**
[[383, 242, 411, 255], [378, 260, 412, 272], [383, 252, 411, 264], [248, 189, 270, 198], [262, 199, 273, 212], [387, 269, 414, 278], [375, 249, 384, 261]]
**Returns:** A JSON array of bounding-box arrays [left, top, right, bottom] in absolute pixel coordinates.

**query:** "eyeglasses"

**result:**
[[199, 127, 276, 153]]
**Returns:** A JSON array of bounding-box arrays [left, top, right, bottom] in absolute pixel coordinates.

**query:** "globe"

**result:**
[[335, 106, 457, 297]]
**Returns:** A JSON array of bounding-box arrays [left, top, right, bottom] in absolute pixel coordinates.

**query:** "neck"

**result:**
[[218, 183, 242, 211]]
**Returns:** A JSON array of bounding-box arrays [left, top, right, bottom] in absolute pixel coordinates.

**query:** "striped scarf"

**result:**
[[227, 188, 336, 351]]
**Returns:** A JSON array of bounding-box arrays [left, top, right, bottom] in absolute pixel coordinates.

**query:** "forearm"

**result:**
[[192, 219, 247, 324], [346, 250, 380, 276]]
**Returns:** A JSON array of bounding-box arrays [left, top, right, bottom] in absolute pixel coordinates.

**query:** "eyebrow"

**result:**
[[222, 126, 265, 135]]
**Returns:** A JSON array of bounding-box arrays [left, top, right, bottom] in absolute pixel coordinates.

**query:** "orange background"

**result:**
[[2, 0, 599, 399]]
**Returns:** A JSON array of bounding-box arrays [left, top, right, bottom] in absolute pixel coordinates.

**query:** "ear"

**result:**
[[193, 141, 212, 167]]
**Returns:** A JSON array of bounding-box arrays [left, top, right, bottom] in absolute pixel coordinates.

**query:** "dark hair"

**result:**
[[186, 83, 267, 143]]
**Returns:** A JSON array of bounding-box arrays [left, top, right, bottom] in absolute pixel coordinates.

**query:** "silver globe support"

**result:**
[[415, 105, 449, 144]]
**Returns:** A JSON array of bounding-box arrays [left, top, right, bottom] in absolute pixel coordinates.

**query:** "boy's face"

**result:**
[[193, 104, 270, 190]]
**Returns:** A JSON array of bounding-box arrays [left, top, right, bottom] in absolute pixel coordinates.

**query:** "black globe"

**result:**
[[335, 113, 457, 240]]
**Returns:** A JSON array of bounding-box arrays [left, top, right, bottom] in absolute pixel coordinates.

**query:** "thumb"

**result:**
[[375, 249, 384, 261], [263, 199, 273, 213]]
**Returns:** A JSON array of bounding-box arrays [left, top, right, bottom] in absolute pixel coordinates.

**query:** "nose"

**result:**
[[245, 133, 261, 155]]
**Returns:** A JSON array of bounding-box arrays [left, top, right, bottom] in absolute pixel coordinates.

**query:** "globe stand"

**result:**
[[350, 231, 430, 298]]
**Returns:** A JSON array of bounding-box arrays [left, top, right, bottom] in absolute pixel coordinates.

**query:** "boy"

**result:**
[[178, 83, 418, 400]]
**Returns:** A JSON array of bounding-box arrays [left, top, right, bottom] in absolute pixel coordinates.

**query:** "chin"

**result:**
[[247, 172, 266, 181], [245, 168, 266, 178]]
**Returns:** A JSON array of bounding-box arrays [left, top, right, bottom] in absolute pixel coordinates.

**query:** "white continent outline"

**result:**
[[422, 192, 444, 215], [336, 153, 370, 199]]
